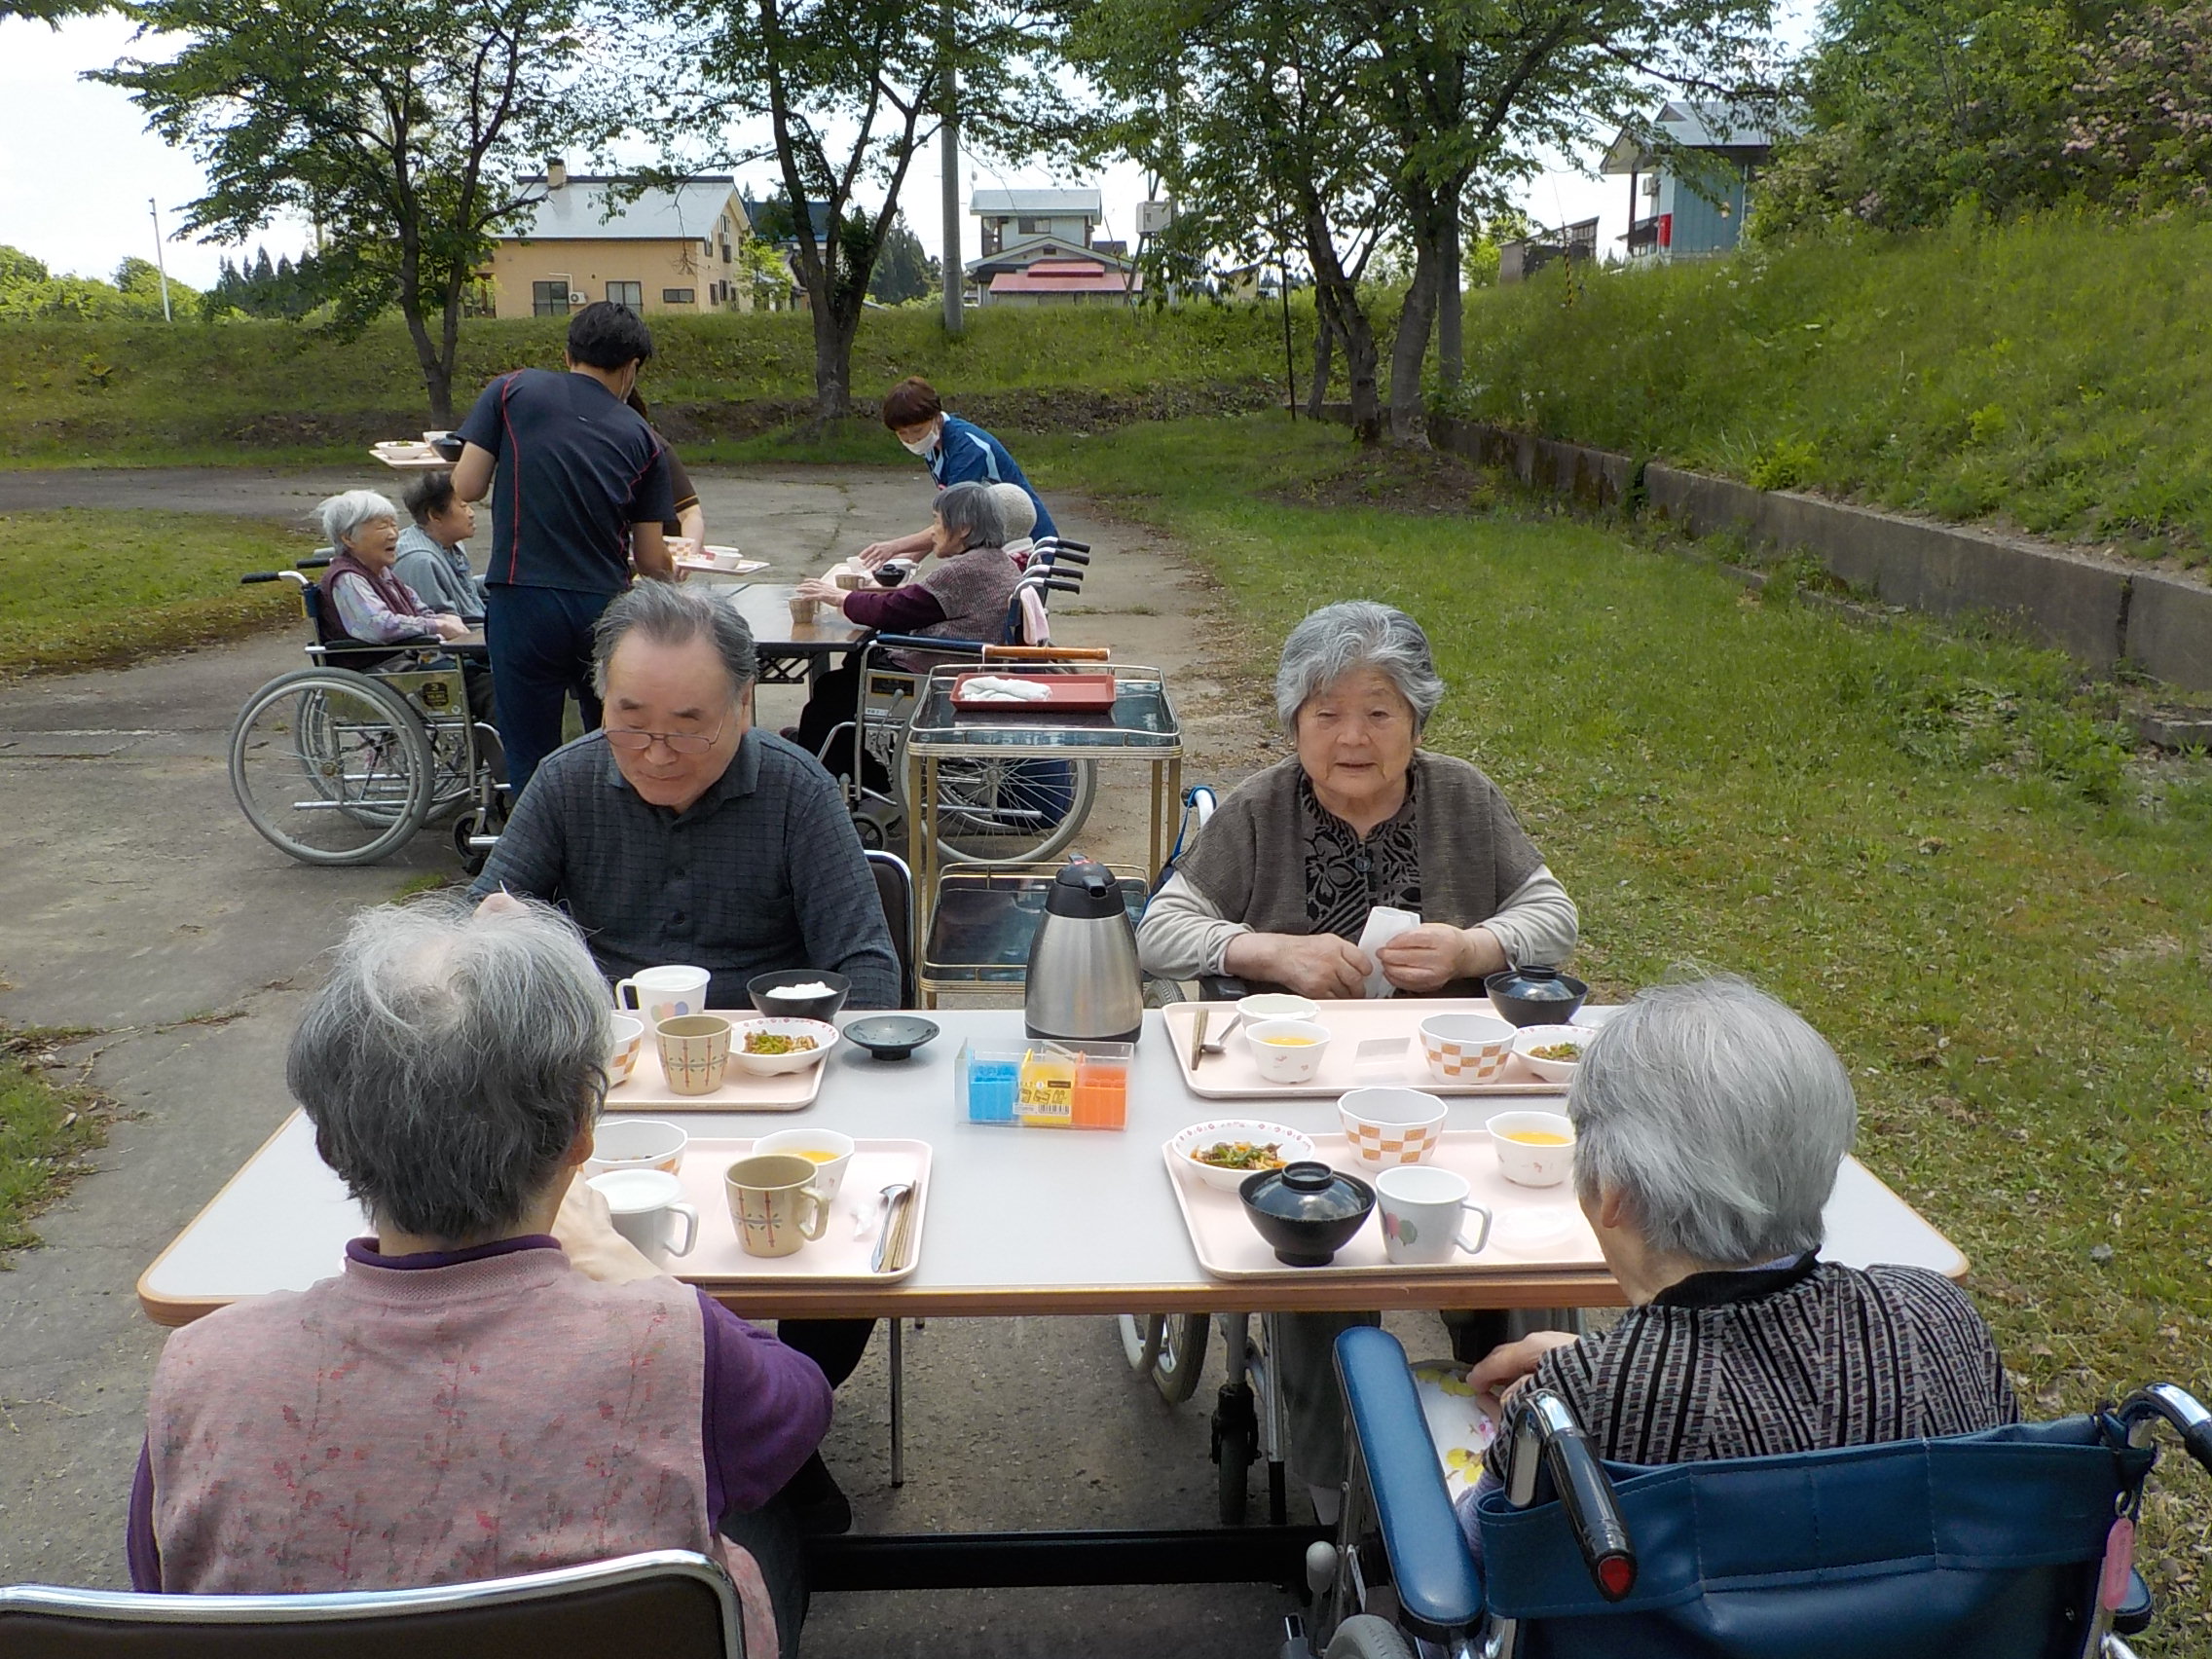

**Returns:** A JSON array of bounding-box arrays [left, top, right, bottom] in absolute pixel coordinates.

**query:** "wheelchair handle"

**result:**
[[240, 571, 281, 585], [1510, 1390, 1638, 1603], [1042, 548, 1091, 567], [295, 555, 333, 571], [1044, 538, 1091, 555], [2119, 1384, 2212, 1473]]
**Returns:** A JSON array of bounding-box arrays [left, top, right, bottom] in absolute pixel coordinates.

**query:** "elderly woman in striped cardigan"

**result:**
[[1459, 976, 2019, 1547]]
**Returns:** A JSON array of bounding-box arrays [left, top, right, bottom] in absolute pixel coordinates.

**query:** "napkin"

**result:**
[[960, 676, 1052, 703], [1354, 905, 1421, 998]]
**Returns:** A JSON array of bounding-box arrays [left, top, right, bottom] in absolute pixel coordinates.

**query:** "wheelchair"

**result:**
[[1292, 1324, 2212, 1659], [811, 536, 1103, 865], [228, 558, 504, 869]]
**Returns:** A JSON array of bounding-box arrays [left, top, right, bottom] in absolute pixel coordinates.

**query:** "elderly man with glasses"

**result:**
[[468, 582, 899, 1530], [470, 580, 899, 1013]]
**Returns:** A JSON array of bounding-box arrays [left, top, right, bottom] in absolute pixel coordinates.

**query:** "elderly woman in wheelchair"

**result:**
[[1308, 976, 2212, 1659], [317, 489, 494, 726]]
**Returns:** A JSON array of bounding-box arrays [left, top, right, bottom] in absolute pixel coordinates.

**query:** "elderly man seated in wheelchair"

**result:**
[[1309, 975, 2212, 1659], [315, 489, 496, 727]]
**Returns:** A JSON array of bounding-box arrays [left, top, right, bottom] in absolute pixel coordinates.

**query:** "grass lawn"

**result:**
[[1045, 416, 2212, 1636], [0, 509, 311, 676], [0, 1029, 108, 1259]]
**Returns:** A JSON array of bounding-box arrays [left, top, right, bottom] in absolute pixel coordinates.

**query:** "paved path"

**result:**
[[0, 463, 1299, 1655]]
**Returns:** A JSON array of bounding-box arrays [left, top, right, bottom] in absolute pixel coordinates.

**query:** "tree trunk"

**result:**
[[1387, 231, 1440, 445], [810, 289, 852, 425], [401, 295, 454, 426], [1303, 205, 1381, 444], [1306, 281, 1336, 421], [1437, 212, 1462, 392]]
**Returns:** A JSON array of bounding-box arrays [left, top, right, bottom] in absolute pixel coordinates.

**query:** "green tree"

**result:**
[[868, 209, 939, 303], [654, 0, 1060, 424], [98, 0, 618, 421]]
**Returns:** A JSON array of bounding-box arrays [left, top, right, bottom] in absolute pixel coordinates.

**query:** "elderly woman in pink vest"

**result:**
[[315, 489, 496, 727], [127, 896, 830, 1658], [786, 479, 1020, 776]]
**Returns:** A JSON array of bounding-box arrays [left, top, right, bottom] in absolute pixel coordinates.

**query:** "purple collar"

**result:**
[[348, 1235, 560, 1271]]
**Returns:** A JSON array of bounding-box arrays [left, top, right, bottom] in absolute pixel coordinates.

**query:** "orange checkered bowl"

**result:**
[[1418, 1013, 1517, 1085], [1337, 1087, 1449, 1167]]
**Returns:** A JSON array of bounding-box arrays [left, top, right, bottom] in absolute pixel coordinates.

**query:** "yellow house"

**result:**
[[484, 162, 754, 318]]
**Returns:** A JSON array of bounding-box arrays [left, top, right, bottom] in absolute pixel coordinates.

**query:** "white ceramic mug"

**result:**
[[614, 965, 712, 1025], [585, 1118, 687, 1179], [586, 1168, 699, 1266], [755, 1128, 856, 1203], [1375, 1164, 1494, 1264]]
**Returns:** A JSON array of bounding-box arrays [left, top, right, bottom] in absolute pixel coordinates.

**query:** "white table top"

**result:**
[[137, 1009, 1967, 1327]]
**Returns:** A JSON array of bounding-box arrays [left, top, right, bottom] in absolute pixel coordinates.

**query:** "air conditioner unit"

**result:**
[[1641, 174, 1659, 198], [567, 289, 586, 304], [1138, 200, 1174, 236]]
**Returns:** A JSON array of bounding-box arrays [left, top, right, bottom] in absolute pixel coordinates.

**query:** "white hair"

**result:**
[[317, 489, 399, 551], [593, 579, 757, 703], [935, 480, 1007, 550], [287, 895, 610, 1241], [1568, 977, 1856, 1266], [987, 482, 1037, 542], [1274, 602, 1446, 731]]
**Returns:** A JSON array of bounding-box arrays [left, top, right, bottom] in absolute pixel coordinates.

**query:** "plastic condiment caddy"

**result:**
[[957, 1039, 1131, 1130]]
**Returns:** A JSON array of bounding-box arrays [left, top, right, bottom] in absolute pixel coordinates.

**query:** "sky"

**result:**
[[0, 7, 1816, 295]]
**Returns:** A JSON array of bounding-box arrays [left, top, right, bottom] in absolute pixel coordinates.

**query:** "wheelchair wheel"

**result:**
[[1152, 1313, 1210, 1403], [1323, 1615, 1415, 1659], [930, 756, 1099, 864], [230, 669, 434, 866]]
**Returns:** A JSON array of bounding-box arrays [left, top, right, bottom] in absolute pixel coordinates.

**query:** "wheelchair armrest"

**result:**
[[2117, 1567, 2154, 1637], [1336, 1326, 1487, 1640], [873, 633, 992, 655]]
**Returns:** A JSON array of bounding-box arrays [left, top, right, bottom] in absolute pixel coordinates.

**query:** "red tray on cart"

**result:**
[[950, 672, 1120, 714]]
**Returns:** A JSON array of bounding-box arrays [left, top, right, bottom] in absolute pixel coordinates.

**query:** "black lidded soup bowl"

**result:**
[[1238, 1161, 1376, 1267]]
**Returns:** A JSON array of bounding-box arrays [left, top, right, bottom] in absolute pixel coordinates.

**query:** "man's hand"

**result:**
[[1227, 932, 1371, 1000], [1378, 924, 1490, 993], [553, 1174, 666, 1284], [1467, 1331, 1582, 1419]]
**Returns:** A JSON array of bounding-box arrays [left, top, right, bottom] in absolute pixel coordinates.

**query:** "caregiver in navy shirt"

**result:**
[[855, 375, 1056, 569], [452, 301, 677, 793]]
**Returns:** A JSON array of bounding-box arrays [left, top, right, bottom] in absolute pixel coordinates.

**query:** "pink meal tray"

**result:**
[[657, 1136, 932, 1285], [1161, 1000, 1594, 1100], [610, 1009, 830, 1112], [1163, 1129, 1604, 1281]]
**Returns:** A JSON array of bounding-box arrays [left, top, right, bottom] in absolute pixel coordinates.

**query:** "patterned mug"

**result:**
[[724, 1154, 830, 1259], [656, 1014, 732, 1096], [615, 964, 711, 1026]]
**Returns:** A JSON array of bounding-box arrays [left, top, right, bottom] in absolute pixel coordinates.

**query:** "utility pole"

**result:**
[[940, 0, 962, 335], [148, 197, 173, 322]]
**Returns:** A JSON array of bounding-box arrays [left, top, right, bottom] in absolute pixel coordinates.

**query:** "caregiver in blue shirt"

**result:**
[[855, 376, 1056, 569]]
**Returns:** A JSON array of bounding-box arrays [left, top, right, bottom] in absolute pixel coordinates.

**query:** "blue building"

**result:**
[[1601, 102, 1779, 262]]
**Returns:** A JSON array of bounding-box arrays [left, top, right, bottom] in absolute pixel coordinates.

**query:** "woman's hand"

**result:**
[[1226, 931, 1371, 1000], [1378, 924, 1503, 992], [552, 1174, 666, 1284], [856, 540, 899, 569], [431, 612, 471, 643], [1467, 1331, 1583, 1419], [793, 576, 844, 607]]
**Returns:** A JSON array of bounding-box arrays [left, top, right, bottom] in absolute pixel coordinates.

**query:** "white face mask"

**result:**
[[900, 428, 938, 457]]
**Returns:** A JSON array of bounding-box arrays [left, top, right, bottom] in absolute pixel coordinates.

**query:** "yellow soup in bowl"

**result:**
[[1258, 1035, 1319, 1047], [1502, 1130, 1572, 1146]]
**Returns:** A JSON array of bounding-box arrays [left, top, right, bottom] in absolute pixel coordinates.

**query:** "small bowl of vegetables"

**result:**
[[1510, 1023, 1601, 1087], [728, 1017, 840, 1076], [1169, 1119, 1317, 1194]]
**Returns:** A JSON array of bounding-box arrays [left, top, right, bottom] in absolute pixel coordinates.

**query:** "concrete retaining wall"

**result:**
[[1425, 417, 2210, 691]]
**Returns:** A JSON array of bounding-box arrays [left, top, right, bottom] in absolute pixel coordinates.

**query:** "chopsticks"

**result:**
[[1187, 1008, 1211, 1072], [873, 1183, 917, 1275]]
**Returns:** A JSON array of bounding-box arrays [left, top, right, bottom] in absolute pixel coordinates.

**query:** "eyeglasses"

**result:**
[[603, 714, 727, 756]]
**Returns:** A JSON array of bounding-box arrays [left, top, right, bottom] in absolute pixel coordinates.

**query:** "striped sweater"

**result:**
[[1482, 1255, 2019, 1485]]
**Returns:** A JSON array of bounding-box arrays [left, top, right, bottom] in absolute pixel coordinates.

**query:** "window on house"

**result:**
[[532, 279, 571, 316], [1017, 215, 1047, 235], [720, 241, 732, 263], [663, 287, 695, 305], [607, 280, 644, 308]]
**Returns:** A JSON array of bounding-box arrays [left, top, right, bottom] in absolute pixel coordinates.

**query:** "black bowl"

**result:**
[[746, 970, 852, 1023], [1483, 967, 1590, 1028], [872, 559, 912, 588], [1238, 1162, 1376, 1267], [842, 1014, 940, 1061], [429, 435, 466, 462]]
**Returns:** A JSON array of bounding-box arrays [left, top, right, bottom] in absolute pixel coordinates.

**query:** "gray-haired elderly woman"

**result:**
[[129, 897, 831, 1658], [1140, 600, 1576, 1000], [315, 488, 471, 648], [1458, 977, 2018, 1547], [789, 478, 1021, 766]]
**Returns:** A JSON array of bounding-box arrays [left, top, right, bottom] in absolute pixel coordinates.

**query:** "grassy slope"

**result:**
[[1051, 417, 2212, 1634], [0, 303, 1306, 465], [1450, 215, 2212, 563], [0, 510, 310, 675]]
